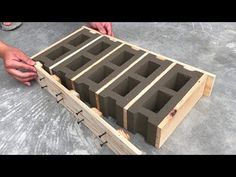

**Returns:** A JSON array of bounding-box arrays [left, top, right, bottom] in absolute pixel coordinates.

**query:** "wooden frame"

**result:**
[[32, 25, 215, 154]]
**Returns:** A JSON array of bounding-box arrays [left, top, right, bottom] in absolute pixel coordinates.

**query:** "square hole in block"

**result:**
[[88, 41, 110, 55], [113, 77, 140, 97], [89, 66, 114, 84], [143, 90, 172, 113], [165, 72, 191, 91], [111, 51, 134, 66], [46, 46, 70, 61], [135, 61, 160, 78], [68, 34, 90, 47], [66, 55, 91, 71]]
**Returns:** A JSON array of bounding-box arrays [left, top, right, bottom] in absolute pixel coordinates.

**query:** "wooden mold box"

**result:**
[[32, 26, 215, 154]]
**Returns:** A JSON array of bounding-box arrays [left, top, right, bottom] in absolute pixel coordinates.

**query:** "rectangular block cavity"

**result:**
[[110, 51, 134, 66], [89, 66, 114, 84], [113, 77, 140, 97], [164, 72, 191, 91], [135, 61, 160, 78], [46, 46, 70, 61], [51, 37, 122, 89], [127, 64, 203, 146], [143, 90, 172, 113], [66, 55, 91, 71], [88, 41, 110, 55], [68, 34, 90, 47], [98, 54, 173, 127], [33, 28, 100, 73], [73, 45, 146, 107]]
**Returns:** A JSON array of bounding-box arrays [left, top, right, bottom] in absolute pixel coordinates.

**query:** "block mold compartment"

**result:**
[[89, 65, 114, 84], [110, 51, 134, 66], [135, 61, 160, 78], [68, 34, 90, 47], [143, 90, 173, 113], [46, 46, 70, 61], [66, 55, 91, 71], [113, 77, 140, 97], [164, 72, 191, 91], [88, 41, 110, 55]]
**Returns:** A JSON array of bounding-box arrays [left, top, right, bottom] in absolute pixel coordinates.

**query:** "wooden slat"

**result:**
[[35, 62, 143, 155], [203, 75, 215, 96]]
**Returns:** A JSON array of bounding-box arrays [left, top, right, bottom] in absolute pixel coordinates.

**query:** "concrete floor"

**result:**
[[0, 22, 235, 154]]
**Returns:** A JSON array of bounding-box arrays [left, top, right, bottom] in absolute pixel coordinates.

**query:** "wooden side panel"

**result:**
[[156, 74, 207, 148]]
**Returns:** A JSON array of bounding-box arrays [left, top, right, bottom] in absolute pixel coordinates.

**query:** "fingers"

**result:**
[[14, 75, 37, 82], [104, 23, 113, 36], [2, 46, 37, 86], [89, 22, 114, 36], [7, 68, 37, 79], [95, 23, 107, 34], [7, 60, 36, 72]]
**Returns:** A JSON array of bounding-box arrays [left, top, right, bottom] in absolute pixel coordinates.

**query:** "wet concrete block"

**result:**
[[98, 54, 172, 126], [127, 64, 203, 145], [52, 37, 122, 88], [73, 45, 146, 107], [33, 28, 100, 73]]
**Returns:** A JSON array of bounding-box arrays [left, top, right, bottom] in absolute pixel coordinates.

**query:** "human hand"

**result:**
[[88, 22, 114, 36], [1, 45, 37, 86]]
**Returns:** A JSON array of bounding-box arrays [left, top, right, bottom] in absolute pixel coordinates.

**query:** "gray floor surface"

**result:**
[[0, 22, 235, 154]]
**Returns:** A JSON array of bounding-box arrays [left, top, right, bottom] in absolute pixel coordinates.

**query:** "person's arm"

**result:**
[[0, 41, 37, 86], [88, 22, 114, 36]]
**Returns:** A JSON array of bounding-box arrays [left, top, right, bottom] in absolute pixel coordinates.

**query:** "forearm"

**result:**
[[0, 41, 10, 59]]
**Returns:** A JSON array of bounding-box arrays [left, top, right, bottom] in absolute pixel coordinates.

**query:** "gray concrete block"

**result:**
[[98, 54, 172, 127], [33, 28, 100, 72], [52, 37, 122, 88], [73, 45, 145, 106], [127, 64, 203, 145]]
